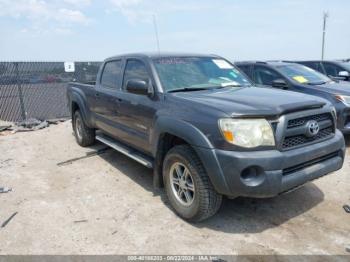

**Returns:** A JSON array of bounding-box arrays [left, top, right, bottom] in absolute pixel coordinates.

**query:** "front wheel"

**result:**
[[73, 110, 95, 147], [163, 145, 222, 222]]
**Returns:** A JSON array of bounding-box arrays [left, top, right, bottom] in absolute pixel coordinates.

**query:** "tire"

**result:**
[[163, 145, 222, 222], [72, 110, 95, 147]]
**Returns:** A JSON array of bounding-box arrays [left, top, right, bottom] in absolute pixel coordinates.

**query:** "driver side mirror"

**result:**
[[338, 71, 350, 78], [272, 79, 288, 89], [126, 79, 153, 96]]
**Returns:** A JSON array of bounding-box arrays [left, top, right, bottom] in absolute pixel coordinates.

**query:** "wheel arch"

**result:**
[[151, 117, 217, 189], [69, 90, 93, 127]]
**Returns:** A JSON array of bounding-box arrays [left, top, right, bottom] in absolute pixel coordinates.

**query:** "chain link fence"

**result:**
[[0, 62, 101, 122]]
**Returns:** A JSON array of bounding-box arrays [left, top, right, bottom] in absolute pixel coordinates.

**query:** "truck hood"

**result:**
[[171, 87, 326, 117], [306, 81, 350, 95]]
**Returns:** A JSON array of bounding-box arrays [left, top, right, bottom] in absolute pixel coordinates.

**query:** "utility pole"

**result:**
[[321, 11, 329, 60], [152, 14, 160, 54]]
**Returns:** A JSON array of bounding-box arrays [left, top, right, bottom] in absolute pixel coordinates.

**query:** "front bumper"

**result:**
[[195, 130, 345, 198]]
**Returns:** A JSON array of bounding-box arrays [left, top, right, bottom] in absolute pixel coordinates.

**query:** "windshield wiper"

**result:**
[[167, 84, 243, 93], [219, 84, 242, 88], [168, 87, 209, 93], [307, 81, 327, 85]]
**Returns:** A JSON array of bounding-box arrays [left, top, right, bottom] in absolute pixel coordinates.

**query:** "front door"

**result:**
[[115, 58, 159, 154]]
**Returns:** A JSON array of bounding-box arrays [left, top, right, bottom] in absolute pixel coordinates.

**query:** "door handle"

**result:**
[[95, 93, 100, 98], [115, 98, 123, 102]]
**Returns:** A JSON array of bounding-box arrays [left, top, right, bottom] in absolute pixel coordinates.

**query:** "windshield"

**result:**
[[277, 64, 331, 85], [339, 62, 350, 71], [152, 57, 252, 92]]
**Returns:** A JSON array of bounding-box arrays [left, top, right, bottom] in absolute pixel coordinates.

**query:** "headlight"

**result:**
[[330, 106, 337, 120], [219, 118, 275, 148], [335, 95, 350, 106]]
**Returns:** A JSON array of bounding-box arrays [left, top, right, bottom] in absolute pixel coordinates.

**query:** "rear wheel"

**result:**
[[163, 145, 222, 222], [73, 110, 95, 147]]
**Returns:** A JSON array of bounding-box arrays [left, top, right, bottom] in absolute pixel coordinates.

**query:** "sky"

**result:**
[[0, 0, 349, 62]]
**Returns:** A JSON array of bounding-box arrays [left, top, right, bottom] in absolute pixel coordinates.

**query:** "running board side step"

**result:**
[[96, 134, 153, 168]]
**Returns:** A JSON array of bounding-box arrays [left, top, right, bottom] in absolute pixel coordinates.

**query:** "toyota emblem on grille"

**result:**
[[306, 120, 320, 137]]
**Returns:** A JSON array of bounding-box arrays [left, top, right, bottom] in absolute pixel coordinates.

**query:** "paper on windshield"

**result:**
[[293, 75, 308, 83], [221, 81, 240, 87], [212, 59, 233, 69]]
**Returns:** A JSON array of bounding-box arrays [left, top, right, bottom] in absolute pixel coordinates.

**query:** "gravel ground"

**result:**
[[0, 121, 349, 255]]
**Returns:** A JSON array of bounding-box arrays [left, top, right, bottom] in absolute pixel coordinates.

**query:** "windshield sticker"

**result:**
[[154, 57, 198, 64], [293, 76, 308, 83], [212, 59, 233, 69], [220, 81, 240, 87]]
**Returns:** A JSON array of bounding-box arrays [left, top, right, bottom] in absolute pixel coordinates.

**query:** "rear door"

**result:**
[[93, 59, 125, 136]]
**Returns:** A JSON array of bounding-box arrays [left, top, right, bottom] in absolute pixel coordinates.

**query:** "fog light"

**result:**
[[240, 166, 265, 186]]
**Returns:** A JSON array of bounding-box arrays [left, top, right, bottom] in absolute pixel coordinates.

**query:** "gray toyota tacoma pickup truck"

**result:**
[[67, 53, 345, 222]]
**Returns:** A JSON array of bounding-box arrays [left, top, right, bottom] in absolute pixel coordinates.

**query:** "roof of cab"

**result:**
[[235, 60, 296, 67], [105, 52, 222, 61], [294, 59, 350, 63]]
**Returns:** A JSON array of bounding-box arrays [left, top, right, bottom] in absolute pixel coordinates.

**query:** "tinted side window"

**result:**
[[323, 62, 342, 77], [253, 66, 280, 86], [237, 65, 252, 78], [100, 60, 122, 89], [123, 60, 150, 88]]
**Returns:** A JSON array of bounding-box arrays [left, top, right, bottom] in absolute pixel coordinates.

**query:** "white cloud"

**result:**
[[63, 0, 91, 6], [0, 0, 48, 18], [54, 27, 74, 35], [0, 0, 91, 34], [109, 0, 213, 23], [109, 0, 152, 23], [110, 0, 143, 8], [58, 8, 90, 25]]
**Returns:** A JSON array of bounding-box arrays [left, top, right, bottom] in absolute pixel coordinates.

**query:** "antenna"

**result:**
[[152, 14, 160, 54], [321, 11, 329, 60]]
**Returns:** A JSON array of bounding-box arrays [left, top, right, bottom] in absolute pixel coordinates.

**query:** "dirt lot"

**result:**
[[0, 121, 349, 255]]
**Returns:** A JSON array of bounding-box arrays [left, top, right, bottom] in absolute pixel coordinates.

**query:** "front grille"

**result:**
[[287, 113, 330, 129], [283, 151, 340, 176], [282, 127, 333, 148], [282, 113, 334, 150]]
